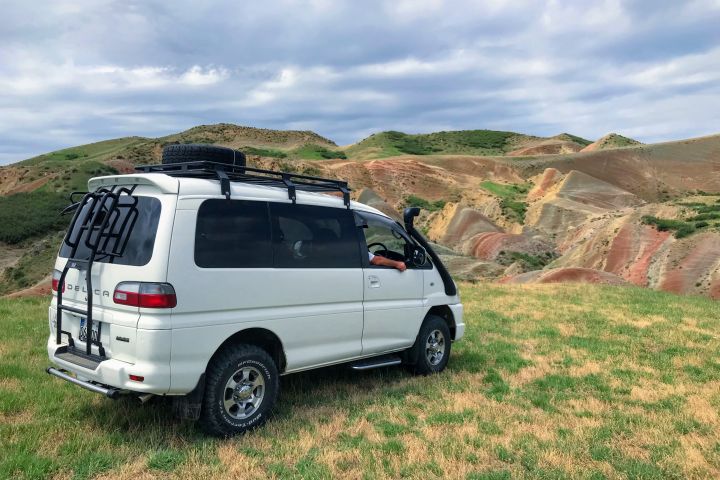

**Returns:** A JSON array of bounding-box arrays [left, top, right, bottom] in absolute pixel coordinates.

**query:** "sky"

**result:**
[[1, 0, 719, 164]]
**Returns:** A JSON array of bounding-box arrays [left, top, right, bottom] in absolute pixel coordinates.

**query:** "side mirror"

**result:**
[[411, 246, 427, 266]]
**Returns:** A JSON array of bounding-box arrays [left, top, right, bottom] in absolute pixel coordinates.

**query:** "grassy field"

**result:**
[[1, 283, 720, 479]]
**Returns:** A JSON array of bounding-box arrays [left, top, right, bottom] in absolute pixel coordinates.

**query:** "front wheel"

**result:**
[[199, 344, 279, 437], [407, 315, 451, 375]]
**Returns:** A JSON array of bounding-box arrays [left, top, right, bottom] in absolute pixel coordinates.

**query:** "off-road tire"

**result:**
[[199, 344, 279, 437], [162, 144, 246, 167], [406, 315, 451, 375]]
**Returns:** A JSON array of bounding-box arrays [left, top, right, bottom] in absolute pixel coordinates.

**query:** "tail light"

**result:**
[[113, 282, 177, 308], [51, 269, 64, 293]]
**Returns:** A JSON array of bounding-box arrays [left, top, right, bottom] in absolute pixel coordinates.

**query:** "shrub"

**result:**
[[383, 131, 433, 155], [404, 195, 446, 212], [0, 191, 70, 244], [294, 144, 347, 160], [497, 251, 555, 270], [688, 213, 720, 222], [500, 199, 528, 222], [641, 216, 696, 238]]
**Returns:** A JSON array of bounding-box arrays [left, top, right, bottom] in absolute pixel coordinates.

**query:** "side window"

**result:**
[[270, 203, 361, 268], [361, 213, 413, 264], [195, 199, 272, 268]]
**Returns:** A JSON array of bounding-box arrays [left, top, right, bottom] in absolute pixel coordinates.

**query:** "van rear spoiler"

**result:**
[[403, 207, 457, 296], [88, 174, 180, 194]]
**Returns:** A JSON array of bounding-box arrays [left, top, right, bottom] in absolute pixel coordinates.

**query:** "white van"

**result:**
[[46, 145, 464, 436]]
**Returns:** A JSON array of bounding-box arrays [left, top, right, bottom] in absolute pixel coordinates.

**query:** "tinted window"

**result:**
[[195, 200, 272, 268], [270, 203, 360, 268], [59, 196, 161, 267]]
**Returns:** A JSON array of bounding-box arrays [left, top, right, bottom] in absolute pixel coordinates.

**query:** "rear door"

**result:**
[[358, 212, 424, 354], [53, 186, 174, 363]]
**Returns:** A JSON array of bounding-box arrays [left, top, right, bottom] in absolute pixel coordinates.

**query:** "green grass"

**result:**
[[241, 146, 288, 158], [479, 181, 529, 199], [43, 161, 118, 194], [18, 137, 145, 167], [2, 283, 720, 478], [598, 133, 641, 149], [479, 181, 530, 223]]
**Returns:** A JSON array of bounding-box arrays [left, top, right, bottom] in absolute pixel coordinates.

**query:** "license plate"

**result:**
[[79, 317, 101, 343]]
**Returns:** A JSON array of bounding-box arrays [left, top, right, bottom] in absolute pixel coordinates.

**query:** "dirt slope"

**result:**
[[510, 133, 720, 200], [508, 139, 585, 156]]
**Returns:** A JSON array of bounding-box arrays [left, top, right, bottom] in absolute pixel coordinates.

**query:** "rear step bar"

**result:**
[[46, 367, 120, 399], [54, 345, 104, 370], [350, 355, 402, 371]]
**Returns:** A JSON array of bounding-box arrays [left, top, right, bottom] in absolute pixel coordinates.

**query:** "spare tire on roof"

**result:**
[[161, 144, 246, 167]]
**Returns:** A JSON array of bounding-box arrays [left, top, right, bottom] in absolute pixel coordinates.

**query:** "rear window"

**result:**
[[59, 196, 162, 267]]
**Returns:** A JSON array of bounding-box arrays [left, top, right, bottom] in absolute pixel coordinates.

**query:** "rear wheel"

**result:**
[[199, 344, 278, 437], [406, 315, 451, 375]]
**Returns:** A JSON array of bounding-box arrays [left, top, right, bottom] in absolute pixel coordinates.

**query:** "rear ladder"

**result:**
[[54, 185, 139, 366]]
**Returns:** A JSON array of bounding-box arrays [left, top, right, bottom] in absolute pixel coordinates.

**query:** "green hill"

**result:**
[[345, 129, 544, 159], [15, 124, 340, 170]]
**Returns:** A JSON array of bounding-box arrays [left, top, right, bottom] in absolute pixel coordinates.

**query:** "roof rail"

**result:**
[[135, 161, 351, 208]]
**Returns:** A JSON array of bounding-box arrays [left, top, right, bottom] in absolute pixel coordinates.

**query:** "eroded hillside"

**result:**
[[1, 124, 718, 298]]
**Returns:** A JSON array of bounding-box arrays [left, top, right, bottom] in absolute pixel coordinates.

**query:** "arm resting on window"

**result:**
[[370, 255, 407, 271]]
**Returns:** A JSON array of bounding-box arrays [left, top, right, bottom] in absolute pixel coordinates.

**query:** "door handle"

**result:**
[[368, 275, 381, 288]]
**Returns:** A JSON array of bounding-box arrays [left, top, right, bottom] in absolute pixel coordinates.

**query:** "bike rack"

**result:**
[[55, 185, 139, 360]]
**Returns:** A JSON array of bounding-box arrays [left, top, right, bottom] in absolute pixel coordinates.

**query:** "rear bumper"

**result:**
[[449, 303, 465, 340], [46, 332, 172, 394]]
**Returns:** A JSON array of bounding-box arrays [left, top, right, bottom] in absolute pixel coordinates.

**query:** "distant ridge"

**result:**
[[344, 129, 601, 159], [345, 129, 542, 159], [581, 133, 641, 152]]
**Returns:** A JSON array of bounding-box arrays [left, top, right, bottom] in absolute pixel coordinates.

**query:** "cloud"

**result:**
[[0, 0, 719, 164]]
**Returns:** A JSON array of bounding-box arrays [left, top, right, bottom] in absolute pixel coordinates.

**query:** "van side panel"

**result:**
[[166, 205, 364, 394]]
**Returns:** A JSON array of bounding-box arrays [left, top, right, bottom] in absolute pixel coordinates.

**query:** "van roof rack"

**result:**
[[135, 161, 351, 208]]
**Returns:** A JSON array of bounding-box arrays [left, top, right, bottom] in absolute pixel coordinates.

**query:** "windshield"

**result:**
[[59, 195, 161, 267]]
